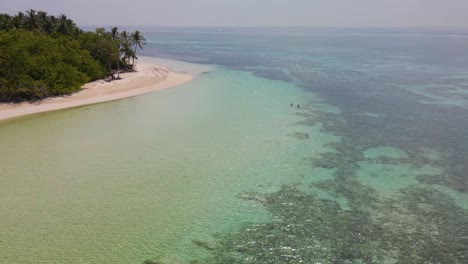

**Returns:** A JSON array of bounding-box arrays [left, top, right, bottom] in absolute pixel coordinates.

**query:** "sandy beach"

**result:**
[[0, 61, 192, 122]]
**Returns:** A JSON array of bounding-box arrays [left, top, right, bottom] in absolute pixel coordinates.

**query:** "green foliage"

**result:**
[[130, 30, 146, 68], [0, 9, 146, 102], [0, 14, 12, 30], [77, 30, 117, 73], [0, 10, 79, 36], [0, 30, 103, 101]]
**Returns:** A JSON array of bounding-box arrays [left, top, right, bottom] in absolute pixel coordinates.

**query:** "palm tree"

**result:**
[[36, 11, 48, 33], [130, 30, 146, 70], [44, 15, 57, 34], [12, 12, 25, 29], [121, 42, 135, 69], [120, 30, 130, 41], [111, 27, 121, 78], [120, 30, 134, 67], [57, 14, 69, 34], [25, 9, 38, 32]]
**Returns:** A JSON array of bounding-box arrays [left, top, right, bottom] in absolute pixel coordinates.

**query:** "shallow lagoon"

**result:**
[[0, 66, 341, 263], [1, 29, 468, 263]]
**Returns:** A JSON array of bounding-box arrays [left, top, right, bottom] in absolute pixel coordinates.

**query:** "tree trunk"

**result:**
[[132, 45, 137, 70], [117, 57, 120, 78]]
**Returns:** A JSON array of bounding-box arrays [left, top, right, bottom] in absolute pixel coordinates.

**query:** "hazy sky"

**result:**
[[2, 0, 468, 28]]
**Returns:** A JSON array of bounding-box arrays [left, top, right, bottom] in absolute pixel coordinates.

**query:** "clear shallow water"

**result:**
[[1, 28, 468, 263], [0, 65, 337, 263]]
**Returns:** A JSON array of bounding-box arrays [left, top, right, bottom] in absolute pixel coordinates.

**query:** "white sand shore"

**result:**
[[0, 61, 192, 122]]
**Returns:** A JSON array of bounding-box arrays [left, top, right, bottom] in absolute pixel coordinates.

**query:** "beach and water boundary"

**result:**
[[0, 57, 329, 263], [1, 28, 468, 263], [0, 58, 193, 122]]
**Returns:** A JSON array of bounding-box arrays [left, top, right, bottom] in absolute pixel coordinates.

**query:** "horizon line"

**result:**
[[77, 25, 468, 36], [78, 25, 468, 30]]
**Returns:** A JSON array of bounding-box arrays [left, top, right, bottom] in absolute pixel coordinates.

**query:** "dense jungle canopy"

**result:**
[[0, 10, 145, 102]]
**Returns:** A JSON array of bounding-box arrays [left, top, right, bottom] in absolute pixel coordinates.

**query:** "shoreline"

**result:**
[[0, 60, 193, 122]]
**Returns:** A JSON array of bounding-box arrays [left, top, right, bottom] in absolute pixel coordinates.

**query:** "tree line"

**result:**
[[0, 9, 146, 102]]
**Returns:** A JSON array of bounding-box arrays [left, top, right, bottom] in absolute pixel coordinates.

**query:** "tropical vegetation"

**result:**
[[0, 9, 146, 102]]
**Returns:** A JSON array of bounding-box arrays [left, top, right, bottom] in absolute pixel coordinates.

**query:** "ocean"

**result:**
[[0, 28, 467, 263]]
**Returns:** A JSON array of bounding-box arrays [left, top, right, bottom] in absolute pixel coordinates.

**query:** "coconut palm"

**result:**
[[57, 14, 71, 35], [12, 12, 25, 29], [25, 9, 38, 32], [130, 30, 146, 69], [36, 11, 49, 33], [111, 27, 121, 78], [120, 30, 134, 67], [43, 15, 57, 34]]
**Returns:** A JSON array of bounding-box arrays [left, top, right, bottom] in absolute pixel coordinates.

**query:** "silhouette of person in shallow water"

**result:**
[[297, 104, 300, 109], [290, 103, 293, 107]]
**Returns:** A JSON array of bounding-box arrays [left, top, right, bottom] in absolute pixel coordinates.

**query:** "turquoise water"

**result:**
[[1, 28, 468, 263], [0, 65, 339, 263]]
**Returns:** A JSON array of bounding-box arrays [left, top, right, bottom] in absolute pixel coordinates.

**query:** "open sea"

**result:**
[[1, 28, 467, 263]]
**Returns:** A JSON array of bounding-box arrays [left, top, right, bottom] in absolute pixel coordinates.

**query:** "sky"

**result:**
[[2, 0, 468, 28]]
